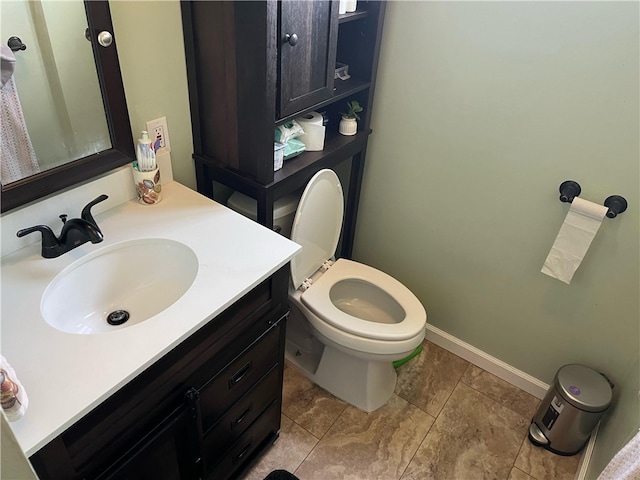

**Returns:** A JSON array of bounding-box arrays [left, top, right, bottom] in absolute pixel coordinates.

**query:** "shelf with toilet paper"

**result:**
[[195, 128, 371, 260], [558, 180, 628, 218], [274, 130, 371, 184]]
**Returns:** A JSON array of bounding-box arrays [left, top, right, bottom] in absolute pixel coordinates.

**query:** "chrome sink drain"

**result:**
[[107, 310, 130, 326]]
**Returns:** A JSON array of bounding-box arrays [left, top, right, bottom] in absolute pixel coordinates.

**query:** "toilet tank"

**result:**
[[227, 190, 301, 238]]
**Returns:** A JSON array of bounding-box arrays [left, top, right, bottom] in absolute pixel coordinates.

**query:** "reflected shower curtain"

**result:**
[[0, 44, 40, 184]]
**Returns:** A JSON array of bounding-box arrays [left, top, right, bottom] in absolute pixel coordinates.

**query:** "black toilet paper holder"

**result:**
[[558, 180, 627, 219]]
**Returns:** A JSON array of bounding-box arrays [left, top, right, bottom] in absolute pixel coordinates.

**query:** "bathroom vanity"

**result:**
[[1, 180, 300, 479]]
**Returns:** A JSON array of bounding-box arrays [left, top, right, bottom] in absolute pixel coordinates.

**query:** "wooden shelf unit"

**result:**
[[182, 1, 387, 258]]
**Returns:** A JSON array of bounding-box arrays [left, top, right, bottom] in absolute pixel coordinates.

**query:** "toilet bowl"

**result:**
[[286, 169, 426, 412]]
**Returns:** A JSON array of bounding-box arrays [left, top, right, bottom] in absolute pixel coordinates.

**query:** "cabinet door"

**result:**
[[95, 404, 198, 480], [97, 412, 193, 480], [279, 0, 339, 118]]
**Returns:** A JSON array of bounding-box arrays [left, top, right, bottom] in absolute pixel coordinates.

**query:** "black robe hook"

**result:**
[[7, 36, 26, 52]]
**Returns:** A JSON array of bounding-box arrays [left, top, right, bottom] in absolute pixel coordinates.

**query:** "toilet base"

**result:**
[[285, 337, 398, 413], [285, 296, 413, 412], [314, 344, 398, 412]]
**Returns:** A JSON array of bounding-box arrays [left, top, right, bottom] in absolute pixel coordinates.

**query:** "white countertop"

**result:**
[[1, 182, 300, 456]]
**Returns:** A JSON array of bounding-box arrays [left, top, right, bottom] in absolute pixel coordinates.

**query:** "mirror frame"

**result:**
[[1, 1, 134, 213]]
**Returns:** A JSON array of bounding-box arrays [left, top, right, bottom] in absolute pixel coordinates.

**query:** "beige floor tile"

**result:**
[[508, 467, 535, 480], [243, 414, 318, 480], [395, 341, 470, 417], [514, 437, 581, 480], [270, 347, 560, 480], [294, 394, 434, 480], [281, 364, 348, 438], [461, 364, 541, 419], [401, 382, 529, 480]]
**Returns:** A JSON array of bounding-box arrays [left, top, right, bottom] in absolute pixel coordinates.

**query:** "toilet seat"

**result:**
[[301, 258, 426, 341], [290, 169, 426, 343]]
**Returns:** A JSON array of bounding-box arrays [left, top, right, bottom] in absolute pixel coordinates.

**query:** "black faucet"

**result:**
[[17, 195, 109, 258]]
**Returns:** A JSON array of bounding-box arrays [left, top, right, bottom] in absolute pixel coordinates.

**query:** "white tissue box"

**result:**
[[274, 142, 285, 171]]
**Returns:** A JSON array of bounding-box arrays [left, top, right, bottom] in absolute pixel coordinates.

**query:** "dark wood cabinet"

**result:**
[[94, 402, 197, 480], [182, 0, 386, 258], [29, 266, 290, 480], [279, 0, 339, 117]]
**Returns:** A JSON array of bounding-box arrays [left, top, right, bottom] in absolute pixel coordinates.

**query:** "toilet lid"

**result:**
[[290, 169, 343, 289]]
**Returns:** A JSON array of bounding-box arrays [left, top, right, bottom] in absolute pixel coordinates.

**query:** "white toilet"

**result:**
[[286, 169, 426, 412]]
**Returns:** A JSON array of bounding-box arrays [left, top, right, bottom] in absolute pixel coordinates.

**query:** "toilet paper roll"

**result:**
[[295, 112, 326, 151], [541, 197, 608, 284]]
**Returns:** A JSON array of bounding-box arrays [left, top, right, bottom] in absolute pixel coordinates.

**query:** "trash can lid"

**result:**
[[555, 364, 612, 412]]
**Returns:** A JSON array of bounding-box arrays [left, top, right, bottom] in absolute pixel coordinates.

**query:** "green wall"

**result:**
[[111, 1, 639, 476], [358, 0, 638, 385], [354, 2, 639, 475], [111, 0, 195, 189]]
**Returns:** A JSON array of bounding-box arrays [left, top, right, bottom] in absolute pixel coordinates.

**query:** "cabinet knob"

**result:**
[[97, 31, 113, 48], [284, 33, 298, 46]]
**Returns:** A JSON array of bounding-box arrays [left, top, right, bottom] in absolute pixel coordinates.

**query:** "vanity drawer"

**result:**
[[199, 317, 282, 432], [205, 401, 281, 480], [202, 366, 280, 466]]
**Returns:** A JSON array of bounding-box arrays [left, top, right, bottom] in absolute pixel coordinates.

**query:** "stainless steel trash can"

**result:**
[[529, 364, 612, 455]]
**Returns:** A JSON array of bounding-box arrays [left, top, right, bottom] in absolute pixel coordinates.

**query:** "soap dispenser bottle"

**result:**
[[135, 131, 156, 172]]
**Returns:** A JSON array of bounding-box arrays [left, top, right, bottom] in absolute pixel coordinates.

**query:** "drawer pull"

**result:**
[[229, 361, 252, 388], [232, 405, 253, 428], [233, 440, 252, 464]]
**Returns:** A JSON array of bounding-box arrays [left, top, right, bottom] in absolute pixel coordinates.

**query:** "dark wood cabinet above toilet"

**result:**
[[181, 0, 387, 258]]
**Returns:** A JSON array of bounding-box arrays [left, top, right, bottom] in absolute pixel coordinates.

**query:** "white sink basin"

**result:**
[[41, 239, 198, 334]]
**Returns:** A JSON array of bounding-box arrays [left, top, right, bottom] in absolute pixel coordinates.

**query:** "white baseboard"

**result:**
[[425, 323, 550, 399], [575, 422, 599, 480]]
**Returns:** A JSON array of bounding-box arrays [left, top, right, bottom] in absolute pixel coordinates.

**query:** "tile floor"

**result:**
[[244, 341, 582, 480]]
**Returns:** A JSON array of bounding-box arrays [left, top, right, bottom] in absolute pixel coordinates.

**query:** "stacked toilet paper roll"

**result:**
[[541, 197, 609, 284], [295, 112, 326, 151]]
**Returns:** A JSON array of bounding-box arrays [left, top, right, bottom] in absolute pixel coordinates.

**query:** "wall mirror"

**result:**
[[0, 0, 133, 213]]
